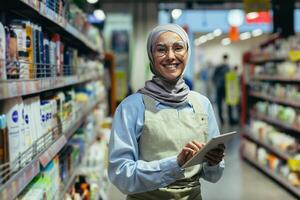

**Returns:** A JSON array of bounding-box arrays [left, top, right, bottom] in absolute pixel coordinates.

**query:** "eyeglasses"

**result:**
[[153, 41, 187, 57]]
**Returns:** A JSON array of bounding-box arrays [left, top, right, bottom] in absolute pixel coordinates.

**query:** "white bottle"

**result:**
[[0, 97, 22, 170]]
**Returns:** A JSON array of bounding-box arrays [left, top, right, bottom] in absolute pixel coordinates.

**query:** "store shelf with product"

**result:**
[[0, 96, 104, 200], [0, 0, 108, 199], [2, 0, 102, 54], [241, 35, 300, 197], [249, 91, 300, 108], [242, 154, 300, 197], [243, 128, 290, 161]]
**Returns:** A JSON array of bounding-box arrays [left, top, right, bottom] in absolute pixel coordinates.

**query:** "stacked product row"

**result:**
[[243, 120, 300, 186], [17, 105, 109, 200], [21, 0, 103, 49], [0, 80, 106, 178], [242, 35, 300, 196], [0, 20, 103, 80], [254, 101, 300, 128]]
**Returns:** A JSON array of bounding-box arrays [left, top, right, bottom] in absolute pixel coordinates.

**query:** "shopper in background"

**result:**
[[213, 54, 236, 125], [108, 24, 225, 200]]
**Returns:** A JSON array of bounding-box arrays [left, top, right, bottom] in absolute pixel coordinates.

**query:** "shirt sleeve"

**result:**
[[108, 94, 185, 195], [200, 99, 225, 183]]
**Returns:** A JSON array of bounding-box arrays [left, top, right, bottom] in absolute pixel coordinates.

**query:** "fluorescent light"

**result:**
[[199, 35, 207, 42], [252, 29, 263, 37], [247, 12, 259, 20], [87, 0, 98, 4], [206, 33, 214, 40], [221, 38, 231, 46], [94, 9, 106, 21], [213, 29, 222, 37], [171, 9, 182, 20], [240, 32, 251, 40]]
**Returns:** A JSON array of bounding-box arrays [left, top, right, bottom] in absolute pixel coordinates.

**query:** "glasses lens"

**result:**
[[154, 42, 187, 57]]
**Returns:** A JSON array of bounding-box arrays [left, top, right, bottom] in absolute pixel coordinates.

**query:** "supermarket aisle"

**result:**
[[202, 124, 297, 200], [107, 124, 297, 200]]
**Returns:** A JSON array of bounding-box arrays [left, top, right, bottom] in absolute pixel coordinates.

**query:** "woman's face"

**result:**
[[152, 32, 187, 81]]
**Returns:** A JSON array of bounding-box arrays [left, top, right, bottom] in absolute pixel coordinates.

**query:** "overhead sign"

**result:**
[[245, 11, 271, 24], [243, 0, 271, 14]]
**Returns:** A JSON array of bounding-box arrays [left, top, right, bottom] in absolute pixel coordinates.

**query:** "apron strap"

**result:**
[[142, 94, 158, 113], [188, 92, 205, 114]]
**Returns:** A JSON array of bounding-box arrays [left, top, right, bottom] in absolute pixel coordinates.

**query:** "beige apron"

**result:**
[[127, 93, 208, 200]]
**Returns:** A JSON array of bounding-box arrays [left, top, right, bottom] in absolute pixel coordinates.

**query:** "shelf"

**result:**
[[59, 128, 100, 198], [249, 56, 287, 65], [0, 98, 103, 200], [252, 113, 300, 133], [0, 74, 100, 101], [3, 0, 100, 55], [243, 154, 300, 198], [243, 128, 290, 160], [252, 75, 300, 82], [249, 92, 300, 108]]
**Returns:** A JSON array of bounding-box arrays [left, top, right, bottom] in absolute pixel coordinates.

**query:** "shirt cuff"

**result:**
[[202, 161, 223, 172], [159, 156, 185, 186]]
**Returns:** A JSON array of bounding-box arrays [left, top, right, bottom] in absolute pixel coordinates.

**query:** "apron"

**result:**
[[127, 93, 208, 200]]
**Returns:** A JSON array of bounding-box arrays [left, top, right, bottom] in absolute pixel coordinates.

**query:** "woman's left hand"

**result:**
[[204, 144, 225, 166]]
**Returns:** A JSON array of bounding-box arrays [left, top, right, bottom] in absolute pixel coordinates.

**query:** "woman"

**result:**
[[108, 24, 225, 200]]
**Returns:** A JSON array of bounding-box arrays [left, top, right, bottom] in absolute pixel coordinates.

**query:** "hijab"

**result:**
[[138, 24, 190, 107]]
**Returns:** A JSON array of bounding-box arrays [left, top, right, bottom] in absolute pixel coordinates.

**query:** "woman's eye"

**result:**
[[174, 45, 184, 51], [157, 48, 166, 53]]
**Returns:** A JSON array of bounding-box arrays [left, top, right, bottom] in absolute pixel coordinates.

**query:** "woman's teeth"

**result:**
[[164, 64, 178, 69]]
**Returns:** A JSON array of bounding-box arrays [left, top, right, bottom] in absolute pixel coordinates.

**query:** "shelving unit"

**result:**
[[243, 154, 300, 197], [241, 36, 300, 198], [252, 75, 300, 82], [0, 74, 101, 100], [242, 128, 290, 160], [0, 1, 107, 199], [249, 91, 300, 108], [0, 99, 103, 200], [2, 0, 100, 55]]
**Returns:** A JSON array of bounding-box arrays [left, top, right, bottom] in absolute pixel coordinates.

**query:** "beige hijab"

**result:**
[[138, 24, 190, 107]]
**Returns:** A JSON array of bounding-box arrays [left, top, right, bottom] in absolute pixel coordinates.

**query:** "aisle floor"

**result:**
[[107, 125, 297, 200]]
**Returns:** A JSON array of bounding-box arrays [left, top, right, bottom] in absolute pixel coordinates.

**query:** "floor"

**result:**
[[107, 120, 297, 200]]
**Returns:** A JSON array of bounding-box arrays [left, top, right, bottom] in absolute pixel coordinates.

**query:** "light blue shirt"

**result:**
[[108, 92, 225, 195]]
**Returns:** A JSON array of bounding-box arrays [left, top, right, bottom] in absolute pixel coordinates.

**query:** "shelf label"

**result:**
[[289, 51, 300, 62]]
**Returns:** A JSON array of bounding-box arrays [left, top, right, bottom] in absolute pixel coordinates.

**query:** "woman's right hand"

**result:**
[[177, 140, 205, 167]]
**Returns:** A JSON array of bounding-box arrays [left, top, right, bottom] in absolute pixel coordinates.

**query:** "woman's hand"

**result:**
[[177, 140, 205, 167], [204, 144, 225, 166]]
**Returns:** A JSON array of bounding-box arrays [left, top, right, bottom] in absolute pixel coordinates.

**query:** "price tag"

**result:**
[[289, 51, 300, 62]]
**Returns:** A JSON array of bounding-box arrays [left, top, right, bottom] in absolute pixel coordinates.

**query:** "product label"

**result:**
[[12, 110, 18, 123]]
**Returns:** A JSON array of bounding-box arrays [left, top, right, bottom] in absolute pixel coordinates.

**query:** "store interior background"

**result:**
[[2, 0, 300, 199], [101, 0, 300, 200]]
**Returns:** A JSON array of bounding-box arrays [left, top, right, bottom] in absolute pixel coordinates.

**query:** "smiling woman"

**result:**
[[108, 24, 225, 200]]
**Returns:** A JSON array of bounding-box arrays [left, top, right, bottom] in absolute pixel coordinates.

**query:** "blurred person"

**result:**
[[108, 24, 225, 200], [212, 54, 236, 125]]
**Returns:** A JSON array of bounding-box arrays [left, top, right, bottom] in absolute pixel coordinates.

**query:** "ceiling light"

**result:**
[[87, 0, 98, 4], [240, 32, 251, 40], [213, 29, 222, 37], [93, 9, 106, 21], [221, 38, 231, 46], [246, 12, 259, 20], [252, 29, 263, 37], [228, 9, 244, 27], [171, 9, 182, 20]]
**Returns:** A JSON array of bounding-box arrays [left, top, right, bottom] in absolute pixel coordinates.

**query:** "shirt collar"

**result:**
[[155, 99, 193, 108]]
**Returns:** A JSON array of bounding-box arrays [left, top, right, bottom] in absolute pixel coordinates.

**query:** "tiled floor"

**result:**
[[107, 125, 297, 200]]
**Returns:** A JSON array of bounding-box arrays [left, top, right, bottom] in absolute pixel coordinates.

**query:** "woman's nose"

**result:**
[[166, 48, 176, 59]]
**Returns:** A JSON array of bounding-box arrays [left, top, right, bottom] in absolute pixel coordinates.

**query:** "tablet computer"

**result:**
[[182, 131, 238, 168]]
